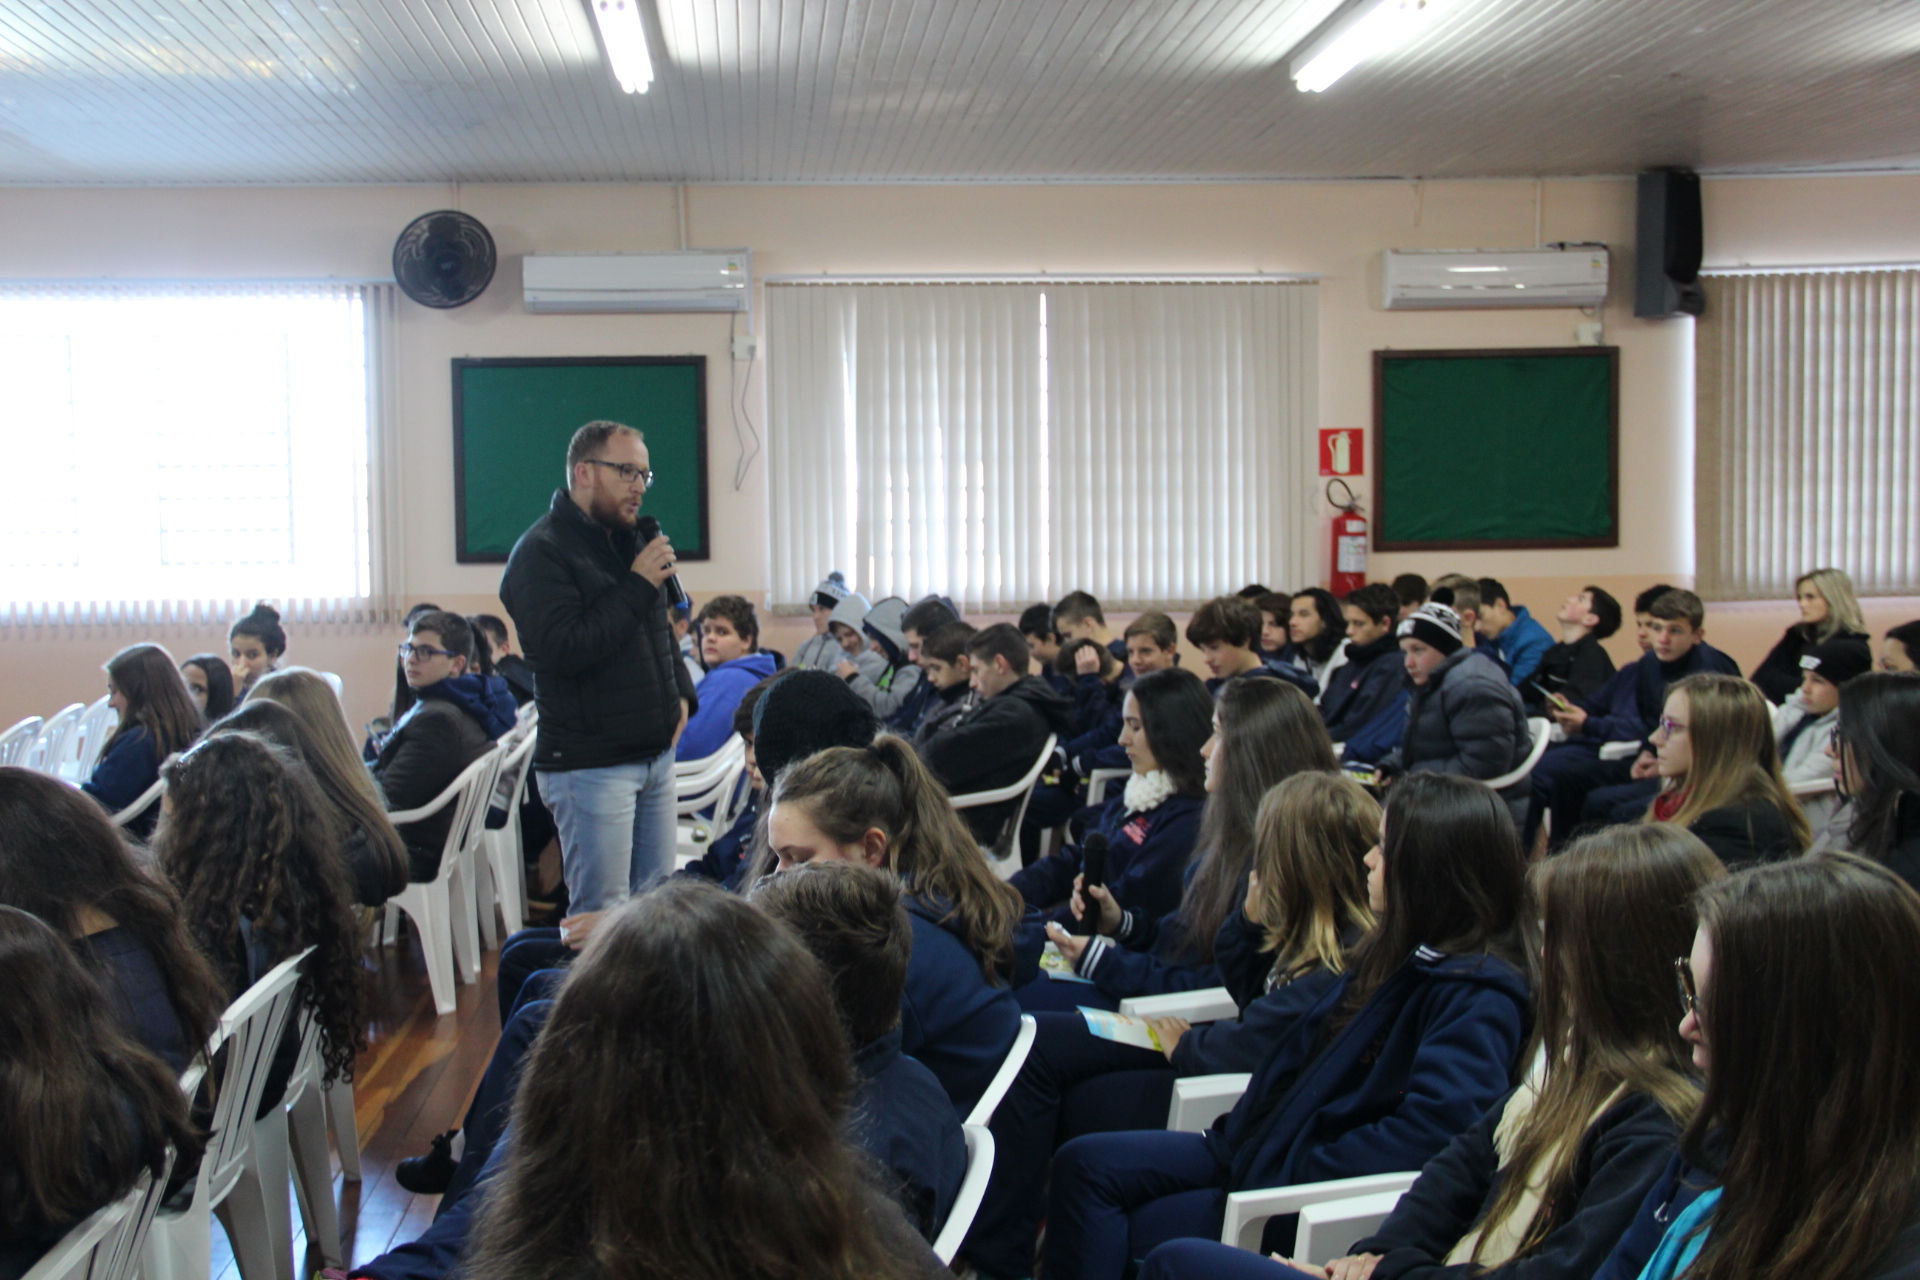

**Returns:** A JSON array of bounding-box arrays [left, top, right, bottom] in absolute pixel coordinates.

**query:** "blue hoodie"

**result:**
[[425, 674, 517, 739], [1487, 605, 1556, 686], [677, 651, 779, 761], [1211, 945, 1529, 1193]]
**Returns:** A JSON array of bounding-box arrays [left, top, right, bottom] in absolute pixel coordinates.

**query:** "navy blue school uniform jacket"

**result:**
[[851, 1028, 970, 1243], [1321, 633, 1405, 743], [1011, 790, 1204, 925], [1062, 673, 1126, 759], [673, 796, 759, 890], [1165, 907, 1343, 1077], [1349, 1088, 1687, 1280], [1076, 892, 1228, 1000], [1209, 662, 1317, 702], [84, 926, 194, 1074], [901, 892, 1024, 1119], [1211, 946, 1529, 1193], [81, 725, 162, 833], [1588, 1155, 1714, 1280], [1569, 643, 1742, 749]]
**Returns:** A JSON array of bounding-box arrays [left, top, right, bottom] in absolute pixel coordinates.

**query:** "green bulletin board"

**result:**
[[1373, 347, 1618, 551], [453, 356, 708, 563]]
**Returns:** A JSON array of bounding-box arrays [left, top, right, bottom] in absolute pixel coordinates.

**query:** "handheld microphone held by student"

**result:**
[[1075, 832, 1110, 936], [635, 515, 690, 609]]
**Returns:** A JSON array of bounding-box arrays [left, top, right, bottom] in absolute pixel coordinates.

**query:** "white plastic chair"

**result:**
[[22, 1156, 170, 1280], [27, 703, 86, 775], [252, 1010, 345, 1274], [315, 672, 345, 700], [1168, 1073, 1253, 1133], [965, 1013, 1037, 1127], [950, 733, 1058, 874], [113, 778, 167, 828], [72, 696, 117, 779], [384, 749, 504, 1015], [1, 715, 46, 766], [144, 949, 313, 1280], [931, 1124, 996, 1266], [1085, 767, 1131, 808], [1220, 1171, 1421, 1263], [324, 1075, 362, 1183], [477, 727, 540, 949], [1484, 717, 1553, 791]]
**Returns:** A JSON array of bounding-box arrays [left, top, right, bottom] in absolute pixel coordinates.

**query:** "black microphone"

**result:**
[[635, 515, 690, 609], [1074, 832, 1110, 937]]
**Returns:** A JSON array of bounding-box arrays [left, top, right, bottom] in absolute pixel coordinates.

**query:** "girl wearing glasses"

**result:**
[[1595, 853, 1920, 1280], [1644, 674, 1809, 868]]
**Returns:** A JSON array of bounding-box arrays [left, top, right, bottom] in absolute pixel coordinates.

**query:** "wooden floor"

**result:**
[[209, 933, 504, 1280]]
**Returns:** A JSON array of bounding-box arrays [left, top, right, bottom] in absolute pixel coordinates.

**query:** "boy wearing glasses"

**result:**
[[374, 610, 513, 880]]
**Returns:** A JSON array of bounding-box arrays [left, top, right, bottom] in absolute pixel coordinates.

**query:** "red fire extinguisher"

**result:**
[[1327, 479, 1368, 597]]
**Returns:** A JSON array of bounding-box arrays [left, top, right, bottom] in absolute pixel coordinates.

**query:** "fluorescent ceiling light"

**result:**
[[588, 0, 654, 94], [1292, 0, 1438, 93]]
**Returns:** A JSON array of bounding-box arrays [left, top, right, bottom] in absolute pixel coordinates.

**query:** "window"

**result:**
[[765, 279, 1317, 610], [0, 282, 385, 616]]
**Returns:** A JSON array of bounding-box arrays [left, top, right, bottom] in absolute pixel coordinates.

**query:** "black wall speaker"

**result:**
[[1635, 169, 1706, 318]]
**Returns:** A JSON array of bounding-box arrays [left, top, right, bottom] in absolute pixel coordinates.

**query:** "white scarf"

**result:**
[[1123, 769, 1178, 815]]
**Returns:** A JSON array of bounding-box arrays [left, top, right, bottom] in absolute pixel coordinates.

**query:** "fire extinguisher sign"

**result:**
[[1319, 428, 1363, 477]]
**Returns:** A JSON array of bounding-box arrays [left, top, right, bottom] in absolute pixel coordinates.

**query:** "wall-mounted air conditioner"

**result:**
[[1381, 245, 1609, 310], [523, 250, 751, 313]]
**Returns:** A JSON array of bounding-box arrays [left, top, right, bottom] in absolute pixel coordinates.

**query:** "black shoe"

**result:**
[[395, 1130, 459, 1195]]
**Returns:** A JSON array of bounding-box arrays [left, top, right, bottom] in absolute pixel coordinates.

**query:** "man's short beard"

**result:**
[[589, 491, 637, 531]]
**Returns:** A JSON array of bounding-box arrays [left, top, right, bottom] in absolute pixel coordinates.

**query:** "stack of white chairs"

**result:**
[[0, 715, 44, 766], [477, 721, 540, 949], [384, 747, 506, 1016], [25, 703, 85, 775], [144, 949, 311, 1280], [675, 734, 750, 864]]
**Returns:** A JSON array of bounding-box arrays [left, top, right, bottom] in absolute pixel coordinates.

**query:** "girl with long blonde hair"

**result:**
[[1644, 673, 1810, 866]]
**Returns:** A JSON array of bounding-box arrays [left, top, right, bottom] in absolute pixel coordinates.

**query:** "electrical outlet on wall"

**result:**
[[732, 334, 758, 360]]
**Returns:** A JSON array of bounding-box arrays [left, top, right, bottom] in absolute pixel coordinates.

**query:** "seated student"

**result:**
[[1320, 584, 1404, 742], [1475, 577, 1556, 687], [1773, 639, 1872, 836], [365, 601, 445, 759], [374, 611, 510, 880], [752, 863, 969, 1243], [912, 621, 977, 746], [1379, 604, 1532, 827], [888, 596, 963, 734], [1534, 589, 1741, 849], [0, 767, 227, 1074], [768, 737, 1027, 1119], [153, 733, 364, 1104], [843, 596, 925, 720], [1139, 823, 1722, 1280], [1750, 567, 1871, 704], [1529, 585, 1623, 710], [1882, 620, 1920, 673], [1590, 853, 1920, 1280], [1020, 603, 1068, 689], [217, 697, 411, 907], [180, 652, 236, 722], [1835, 671, 1920, 891], [1041, 774, 1529, 1280], [472, 614, 537, 706], [1391, 573, 1429, 621], [1065, 612, 1183, 774], [966, 772, 1377, 1280], [677, 595, 778, 761], [1058, 637, 1129, 755], [1012, 668, 1211, 926], [0, 907, 200, 1280], [1629, 583, 1677, 652], [1055, 590, 1131, 670], [382, 886, 947, 1280], [81, 643, 203, 835], [1286, 587, 1350, 698], [1039, 679, 1338, 1007], [794, 571, 854, 671], [1640, 674, 1811, 868], [1189, 596, 1317, 699], [1429, 576, 1491, 656], [919, 624, 1072, 846], [228, 602, 287, 698], [827, 589, 885, 690], [669, 598, 704, 688], [1253, 592, 1296, 668]]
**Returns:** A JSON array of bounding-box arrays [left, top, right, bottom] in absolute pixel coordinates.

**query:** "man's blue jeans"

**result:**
[[537, 751, 678, 914]]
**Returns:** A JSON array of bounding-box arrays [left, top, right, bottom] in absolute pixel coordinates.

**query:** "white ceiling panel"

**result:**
[[0, 0, 1915, 184]]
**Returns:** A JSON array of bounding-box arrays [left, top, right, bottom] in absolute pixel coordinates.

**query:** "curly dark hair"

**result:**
[[154, 732, 365, 1083]]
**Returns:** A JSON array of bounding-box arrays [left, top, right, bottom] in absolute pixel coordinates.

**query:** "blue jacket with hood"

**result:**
[[900, 890, 1023, 1120], [1209, 945, 1529, 1193], [676, 650, 779, 760], [1011, 790, 1204, 927]]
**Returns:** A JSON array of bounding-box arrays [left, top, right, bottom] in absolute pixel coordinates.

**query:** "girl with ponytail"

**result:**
[[768, 735, 1026, 1118]]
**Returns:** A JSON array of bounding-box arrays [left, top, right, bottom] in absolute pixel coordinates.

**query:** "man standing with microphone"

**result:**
[[501, 420, 697, 938]]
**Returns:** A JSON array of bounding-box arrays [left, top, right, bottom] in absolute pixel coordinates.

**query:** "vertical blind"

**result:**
[[766, 279, 1317, 611], [1697, 269, 1920, 600], [0, 281, 401, 626]]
